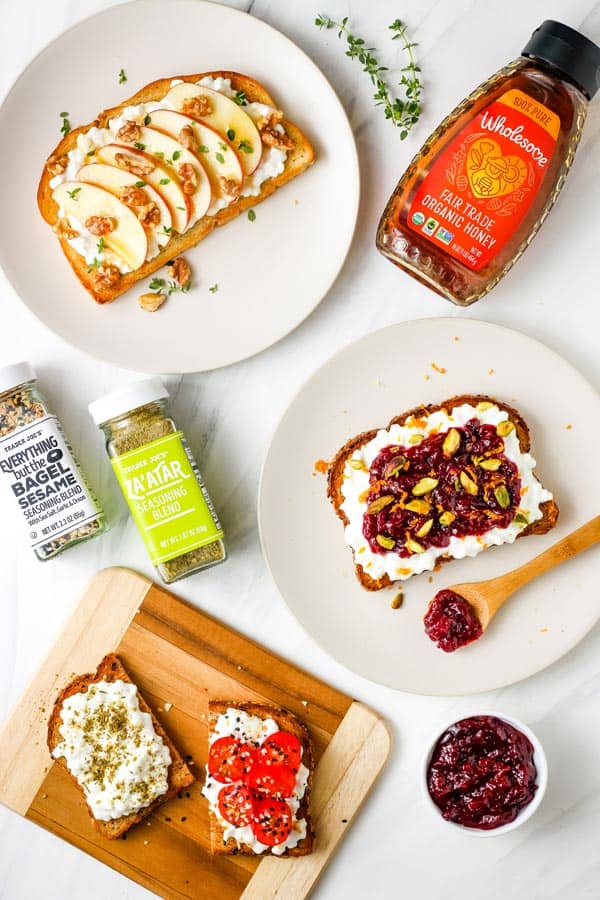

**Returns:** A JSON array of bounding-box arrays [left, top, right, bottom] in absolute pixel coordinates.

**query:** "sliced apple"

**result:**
[[149, 109, 243, 200], [77, 163, 173, 247], [164, 82, 262, 175], [133, 126, 211, 223], [97, 144, 191, 233], [52, 181, 147, 270]]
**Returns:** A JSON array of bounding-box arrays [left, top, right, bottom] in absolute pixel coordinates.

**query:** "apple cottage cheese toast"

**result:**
[[202, 701, 314, 856], [38, 72, 315, 303], [327, 395, 559, 591], [47, 654, 194, 838]]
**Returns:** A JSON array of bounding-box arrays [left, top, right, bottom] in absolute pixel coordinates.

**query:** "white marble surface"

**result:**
[[1, 0, 600, 897]]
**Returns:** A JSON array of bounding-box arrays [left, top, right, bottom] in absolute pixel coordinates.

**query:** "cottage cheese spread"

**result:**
[[50, 77, 287, 271], [201, 707, 309, 855], [341, 403, 553, 581], [52, 679, 171, 821]]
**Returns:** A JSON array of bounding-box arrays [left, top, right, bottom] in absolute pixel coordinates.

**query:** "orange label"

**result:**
[[408, 90, 558, 271]]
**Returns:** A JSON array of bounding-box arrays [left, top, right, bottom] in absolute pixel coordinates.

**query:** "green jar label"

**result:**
[[111, 431, 223, 565]]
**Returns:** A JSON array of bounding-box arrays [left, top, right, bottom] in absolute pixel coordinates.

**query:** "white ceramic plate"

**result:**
[[259, 318, 600, 694], [0, 0, 358, 373]]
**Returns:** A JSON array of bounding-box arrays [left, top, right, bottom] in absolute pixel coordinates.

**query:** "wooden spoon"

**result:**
[[433, 515, 600, 632]]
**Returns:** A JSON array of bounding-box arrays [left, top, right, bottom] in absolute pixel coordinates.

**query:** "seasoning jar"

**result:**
[[0, 361, 106, 559], [89, 378, 226, 583], [376, 20, 600, 305]]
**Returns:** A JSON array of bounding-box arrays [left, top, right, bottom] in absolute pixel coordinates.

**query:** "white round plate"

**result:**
[[259, 318, 600, 694], [0, 0, 358, 373]]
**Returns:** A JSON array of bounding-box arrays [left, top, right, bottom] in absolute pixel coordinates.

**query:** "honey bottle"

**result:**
[[376, 21, 600, 305]]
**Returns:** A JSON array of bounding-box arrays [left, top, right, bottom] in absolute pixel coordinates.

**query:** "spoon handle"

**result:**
[[500, 514, 600, 595]]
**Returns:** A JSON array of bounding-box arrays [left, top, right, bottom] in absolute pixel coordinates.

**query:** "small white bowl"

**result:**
[[421, 710, 548, 837]]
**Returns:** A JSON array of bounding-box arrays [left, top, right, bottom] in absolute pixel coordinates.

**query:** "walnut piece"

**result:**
[[178, 163, 198, 195], [178, 125, 196, 151], [137, 203, 161, 227], [84, 215, 115, 236], [115, 152, 155, 177], [182, 96, 213, 118], [258, 110, 284, 131], [46, 154, 68, 176], [167, 257, 191, 287], [121, 185, 148, 207], [219, 177, 239, 198], [93, 265, 121, 290], [261, 127, 294, 150], [54, 219, 80, 240], [116, 121, 142, 143], [139, 292, 166, 312]]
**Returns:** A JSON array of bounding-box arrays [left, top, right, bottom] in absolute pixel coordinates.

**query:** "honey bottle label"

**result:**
[[407, 89, 559, 270]]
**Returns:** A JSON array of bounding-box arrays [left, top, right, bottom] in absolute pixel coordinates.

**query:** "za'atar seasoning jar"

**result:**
[[89, 379, 226, 583], [377, 20, 600, 305], [0, 361, 105, 559]]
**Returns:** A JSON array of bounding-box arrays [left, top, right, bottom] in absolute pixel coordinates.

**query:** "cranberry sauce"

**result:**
[[364, 419, 521, 557], [424, 589, 483, 652], [427, 715, 537, 830]]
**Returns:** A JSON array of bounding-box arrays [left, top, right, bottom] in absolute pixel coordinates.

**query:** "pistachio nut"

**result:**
[[412, 477, 439, 496], [460, 471, 478, 495], [367, 495, 395, 514]]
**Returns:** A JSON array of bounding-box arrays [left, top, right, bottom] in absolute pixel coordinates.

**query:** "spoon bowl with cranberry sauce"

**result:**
[[422, 712, 548, 836], [424, 514, 600, 652]]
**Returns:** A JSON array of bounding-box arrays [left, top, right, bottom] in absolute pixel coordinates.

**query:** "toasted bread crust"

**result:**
[[38, 71, 315, 303], [206, 700, 314, 857], [327, 394, 559, 591], [47, 654, 194, 839]]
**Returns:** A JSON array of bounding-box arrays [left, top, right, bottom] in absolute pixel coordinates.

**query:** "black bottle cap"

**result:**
[[522, 20, 600, 99]]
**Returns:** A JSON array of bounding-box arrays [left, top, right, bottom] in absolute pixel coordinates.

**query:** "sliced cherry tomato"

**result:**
[[208, 737, 257, 784], [218, 783, 254, 827], [251, 798, 292, 846], [259, 732, 302, 773], [246, 763, 297, 799]]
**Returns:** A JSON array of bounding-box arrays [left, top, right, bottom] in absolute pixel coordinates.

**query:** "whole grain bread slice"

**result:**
[[327, 394, 559, 591], [206, 700, 314, 856], [47, 653, 194, 839], [38, 71, 315, 303]]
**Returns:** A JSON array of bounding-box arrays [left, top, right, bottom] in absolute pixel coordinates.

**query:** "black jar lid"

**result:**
[[522, 20, 600, 99]]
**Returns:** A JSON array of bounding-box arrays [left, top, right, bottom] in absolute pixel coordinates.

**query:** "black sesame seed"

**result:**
[[181, 816, 187, 822], [166, 817, 171, 822]]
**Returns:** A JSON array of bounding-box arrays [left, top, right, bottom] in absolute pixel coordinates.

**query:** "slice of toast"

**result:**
[[38, 71, 315, 303], [47, 653, 194, 839], [327, 394, 559, 591], [206, 700, 314, 856]]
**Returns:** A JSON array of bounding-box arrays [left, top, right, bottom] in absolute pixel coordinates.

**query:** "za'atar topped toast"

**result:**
[[327, 395, 559, 591], [202, 700, 314, 856], [47, 653, 194, 839], [38, 72, 315, 303]]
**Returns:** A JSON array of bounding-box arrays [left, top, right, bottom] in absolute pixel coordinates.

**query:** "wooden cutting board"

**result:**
[[0, 567, 390, 899]]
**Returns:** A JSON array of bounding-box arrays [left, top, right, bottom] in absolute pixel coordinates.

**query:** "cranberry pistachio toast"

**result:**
[[202, 700, 314, 856], [327, 395, 559, 591], [47, 653, 194, 839], [38, 72, 315, 303]]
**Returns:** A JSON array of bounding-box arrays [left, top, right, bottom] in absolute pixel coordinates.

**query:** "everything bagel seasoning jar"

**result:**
[[0, 361, 105, 559], [89, 378, 226, 583]]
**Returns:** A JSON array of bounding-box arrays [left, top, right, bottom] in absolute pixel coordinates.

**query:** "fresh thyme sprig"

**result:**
[[314, 14, 422, 139], [148, 276, 191, 297]]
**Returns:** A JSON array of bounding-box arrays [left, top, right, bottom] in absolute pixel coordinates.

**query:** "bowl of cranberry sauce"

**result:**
[[422, 713, 547, 835]]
